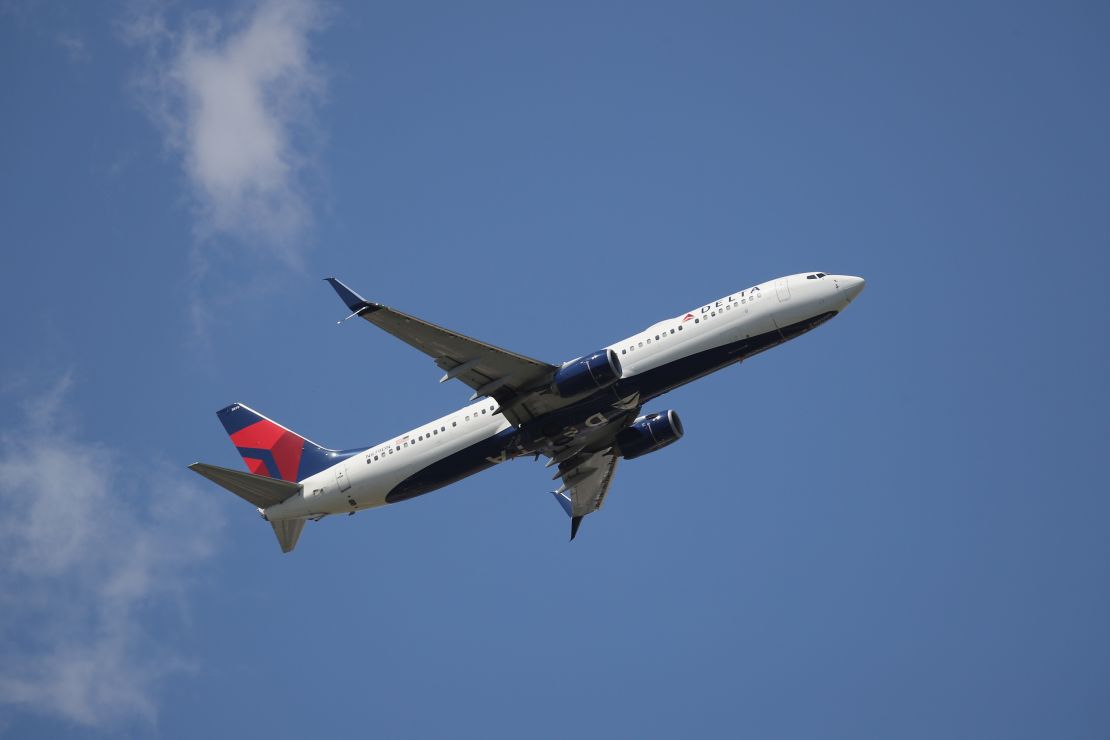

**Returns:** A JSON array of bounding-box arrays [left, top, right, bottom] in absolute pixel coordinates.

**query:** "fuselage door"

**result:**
[[335, 465, 351, 492], [775, 278, 791, 303]]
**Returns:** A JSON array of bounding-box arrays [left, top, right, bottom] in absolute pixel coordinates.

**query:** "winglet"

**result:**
[[552, 490, 573, 517], [553, 490, 585, 540], [324, 277, 378, 313]]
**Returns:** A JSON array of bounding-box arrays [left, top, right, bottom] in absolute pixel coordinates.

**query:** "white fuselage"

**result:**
[[264, 273, 863, 522]]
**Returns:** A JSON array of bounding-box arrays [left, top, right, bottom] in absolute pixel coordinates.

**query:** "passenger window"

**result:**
[[694, 319, 699, 324], [655, 335, 660, 340], [647, 339, 651, 344], [678, 325, 683, 331], [670, 329, 674, 334], [441, 426, 445, 432], [638, 342, 643, 348], [481, 409, 486, 414], [452, 422, 457, 427], [621, 349, 626, 354]]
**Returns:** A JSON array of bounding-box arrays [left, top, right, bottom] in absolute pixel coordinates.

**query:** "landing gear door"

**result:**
[[335, 466, 351, 492], [775, 278, 791, 303]]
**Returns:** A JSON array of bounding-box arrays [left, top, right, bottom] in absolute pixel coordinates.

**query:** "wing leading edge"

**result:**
[[325, 278, 558, 425]]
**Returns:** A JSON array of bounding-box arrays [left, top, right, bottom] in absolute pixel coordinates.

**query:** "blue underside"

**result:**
[[382, 312, 837, 504]]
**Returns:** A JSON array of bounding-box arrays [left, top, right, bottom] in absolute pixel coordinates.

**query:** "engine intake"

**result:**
[[553, 349, 622, 398], [616, 410, 684, 460]]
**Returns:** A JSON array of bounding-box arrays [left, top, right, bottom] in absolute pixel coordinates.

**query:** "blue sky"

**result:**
[[2, 1, 1109, 737]]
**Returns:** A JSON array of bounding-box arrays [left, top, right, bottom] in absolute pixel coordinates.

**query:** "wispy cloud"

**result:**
[[0, 377, 223, 728], [56, 31, 90, 64], [124, 0, 328, 266]]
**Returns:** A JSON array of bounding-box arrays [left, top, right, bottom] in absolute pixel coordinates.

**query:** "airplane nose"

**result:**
[[840, 275, 866, 302]]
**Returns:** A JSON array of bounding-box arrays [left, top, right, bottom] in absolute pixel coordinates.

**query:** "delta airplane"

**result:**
[[191, 272, 865, 552]]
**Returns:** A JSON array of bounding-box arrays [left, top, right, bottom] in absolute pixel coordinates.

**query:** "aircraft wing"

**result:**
[[551, 447, 620, 540], [326, 278, 558, 424]]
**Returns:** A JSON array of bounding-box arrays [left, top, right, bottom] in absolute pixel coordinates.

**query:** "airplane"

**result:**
[[190, 271, 865, 552]]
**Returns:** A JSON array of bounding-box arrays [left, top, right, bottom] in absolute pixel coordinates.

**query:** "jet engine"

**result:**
[[553, 349, 622, 398], [616, 410, 684, 460]]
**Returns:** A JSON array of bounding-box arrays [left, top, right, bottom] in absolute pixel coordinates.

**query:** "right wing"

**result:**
[[326, 278, 559, 425], [551, 447, 620, 540]]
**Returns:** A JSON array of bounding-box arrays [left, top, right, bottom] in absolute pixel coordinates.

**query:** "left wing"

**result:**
[[326, 278, 558, 424], [551, 447, 620, 540]]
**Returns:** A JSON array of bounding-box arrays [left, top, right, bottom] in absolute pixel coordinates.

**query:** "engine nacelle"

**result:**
[[553, 349, 622, 398], [616, 410, 684, 460]]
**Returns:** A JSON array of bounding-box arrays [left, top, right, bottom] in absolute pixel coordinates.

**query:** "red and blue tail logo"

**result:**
[[217, 403, 353, 482]]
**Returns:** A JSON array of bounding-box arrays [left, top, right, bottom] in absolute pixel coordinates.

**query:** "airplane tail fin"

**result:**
[[216, 402, 337, 483], [187, 462, 305, 553], [196, 403, 353, 554]]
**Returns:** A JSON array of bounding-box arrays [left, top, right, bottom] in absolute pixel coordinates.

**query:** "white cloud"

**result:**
[[125, 0, 327, 264], [0, 378, 223, 728]]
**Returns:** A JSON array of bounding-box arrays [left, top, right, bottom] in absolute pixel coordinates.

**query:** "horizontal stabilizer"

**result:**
[[271, 519, 305, 553], [189, 462, 301, 509]]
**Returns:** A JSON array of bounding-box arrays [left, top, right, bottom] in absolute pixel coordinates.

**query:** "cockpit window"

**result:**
[[817, 272, 826, 278], [807, 274, 816, 279]]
